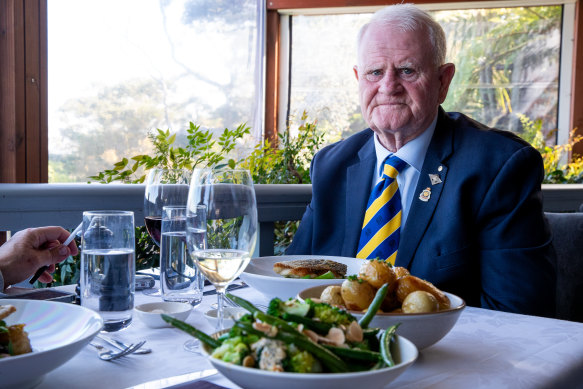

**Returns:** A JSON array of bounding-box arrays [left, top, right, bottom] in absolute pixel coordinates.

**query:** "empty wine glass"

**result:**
[[186, 169, 257, 332], [143, 168, 191, 296]]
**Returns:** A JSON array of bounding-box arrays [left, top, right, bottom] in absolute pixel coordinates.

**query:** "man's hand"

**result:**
[[0, 226, 79, 288]]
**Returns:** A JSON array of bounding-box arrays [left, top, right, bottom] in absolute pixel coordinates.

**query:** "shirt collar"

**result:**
[[373, 115, 438, 176]]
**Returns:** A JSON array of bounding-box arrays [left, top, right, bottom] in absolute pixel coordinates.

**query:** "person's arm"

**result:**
[[477, 146, 556, 317], [0, 226, 78, 289]]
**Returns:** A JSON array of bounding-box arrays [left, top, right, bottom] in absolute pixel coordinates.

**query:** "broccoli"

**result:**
[[211, 336, 250, 365], [287, 344, 323, 373], [306, 298, 356, 326], [267, 297, 311, 318]]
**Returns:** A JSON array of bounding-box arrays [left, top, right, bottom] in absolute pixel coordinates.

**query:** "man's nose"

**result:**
[[379, 71, 402, 94]]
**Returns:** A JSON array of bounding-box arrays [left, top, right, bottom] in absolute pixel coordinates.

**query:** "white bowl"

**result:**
[[134, 301, 192, 328], [202, 329, 418, 389], [204, 307, 248, 328], [298, 284, 466, 350], [239, 255, 366, 299], [0, 299, 103, 389]]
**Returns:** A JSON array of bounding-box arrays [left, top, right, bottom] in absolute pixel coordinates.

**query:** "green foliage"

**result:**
[[241, 112, 325, 254], [88, 122, 250, 184], [518, 114, 583, 183], [45, 114, 323, 286]]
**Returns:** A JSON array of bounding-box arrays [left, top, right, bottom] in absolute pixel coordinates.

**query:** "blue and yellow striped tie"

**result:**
[[356, 155, 407, 264]]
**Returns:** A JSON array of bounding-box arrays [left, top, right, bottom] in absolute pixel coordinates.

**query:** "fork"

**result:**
[[97, 334, 151, 355], [89, 340, 146, 361]]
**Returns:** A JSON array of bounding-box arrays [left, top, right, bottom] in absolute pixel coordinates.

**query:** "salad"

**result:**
[[163, 283, 399, 373]]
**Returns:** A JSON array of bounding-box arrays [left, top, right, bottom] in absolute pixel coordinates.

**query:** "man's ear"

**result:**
[[438, 63, 456, 104], [353, 65, 360, 81]]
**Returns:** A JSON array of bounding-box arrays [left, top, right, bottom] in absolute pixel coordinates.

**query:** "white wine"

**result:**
[[193, 249, 250, 288]]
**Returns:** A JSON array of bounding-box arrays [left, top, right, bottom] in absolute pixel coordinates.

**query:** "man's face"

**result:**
[[354, 24, 454, 139]]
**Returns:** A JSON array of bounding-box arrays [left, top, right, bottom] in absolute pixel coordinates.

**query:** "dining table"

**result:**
[[36, 281, 583, 389]]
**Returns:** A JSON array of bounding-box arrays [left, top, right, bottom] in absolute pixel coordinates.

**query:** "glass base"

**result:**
[[142, 288, 161, 297], [102, 317, 132, 332], [184, 339, 202, 354]]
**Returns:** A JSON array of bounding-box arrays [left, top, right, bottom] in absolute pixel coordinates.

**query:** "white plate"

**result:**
[[202, 329, 418, 389], [0, 299, 103, 389], [239, 255, 365, 299]]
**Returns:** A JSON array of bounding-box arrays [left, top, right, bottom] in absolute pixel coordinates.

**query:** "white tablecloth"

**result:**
[[38, 284, 583, 389]]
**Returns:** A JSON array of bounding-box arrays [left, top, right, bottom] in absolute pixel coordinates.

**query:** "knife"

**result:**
[[127, 369, 218, 389], [203, 283, 248, 296]]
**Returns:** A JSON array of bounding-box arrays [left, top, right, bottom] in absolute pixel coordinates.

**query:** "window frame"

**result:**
[[1, 0, 583, 183], [265, 0, 583, 157]]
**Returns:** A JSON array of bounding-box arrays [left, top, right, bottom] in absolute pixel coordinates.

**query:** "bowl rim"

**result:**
[[134, 301, 193, 314], [0, 298, 103, 362], [297, 284, 466, 317], [201, 328, 418, 377]]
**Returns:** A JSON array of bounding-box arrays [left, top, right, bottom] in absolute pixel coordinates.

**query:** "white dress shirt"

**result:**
[[372, 115, 437, 227]]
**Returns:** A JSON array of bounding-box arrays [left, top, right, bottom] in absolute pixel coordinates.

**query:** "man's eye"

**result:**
[[400, 68, 414, 75], [365, 69, 383, 82]]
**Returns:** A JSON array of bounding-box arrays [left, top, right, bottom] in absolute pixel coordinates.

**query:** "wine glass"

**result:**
[[143, 168, 191, 296], [186, 169, 257, 331]]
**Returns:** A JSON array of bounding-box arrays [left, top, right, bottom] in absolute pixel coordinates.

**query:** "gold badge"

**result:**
[[419, 187, 431, 202], [429, 174, 442, 185]]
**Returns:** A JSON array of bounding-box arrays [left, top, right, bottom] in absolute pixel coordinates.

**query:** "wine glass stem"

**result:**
[[216, 291, 225, 331]]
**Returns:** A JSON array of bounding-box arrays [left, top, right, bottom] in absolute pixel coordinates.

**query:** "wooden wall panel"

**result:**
[[265, 10, 281, 146], [0, 0, 46, 183]]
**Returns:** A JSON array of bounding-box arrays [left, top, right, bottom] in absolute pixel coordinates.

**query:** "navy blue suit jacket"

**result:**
[[287, 108, 556, 317]]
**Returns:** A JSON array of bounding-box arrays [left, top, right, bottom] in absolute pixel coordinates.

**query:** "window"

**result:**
[[286, 5, 565, 146], [48, 0, 264, 183]]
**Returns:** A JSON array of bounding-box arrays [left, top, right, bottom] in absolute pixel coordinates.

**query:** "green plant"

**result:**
[[241, 112, 325, 254], [45, 115, 323, 286], [89, 122, 250, 184], [518, 114, 583, 183]]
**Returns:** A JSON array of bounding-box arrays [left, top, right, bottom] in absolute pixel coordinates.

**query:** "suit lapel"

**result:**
[[342, 136, 376, 257], [397, 109, 454, 268]]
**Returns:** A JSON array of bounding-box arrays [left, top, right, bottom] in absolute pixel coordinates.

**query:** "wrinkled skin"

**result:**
[[354, 24, 455, 152], [0, 227, 78, 288]]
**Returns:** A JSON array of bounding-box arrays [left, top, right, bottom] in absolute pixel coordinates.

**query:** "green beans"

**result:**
[[358, 283, 389, 329], [323, 344, 382, 362], [281, 313, 332, 334], [226, 293, 261, 314], [161, 314, 221, 348], [380, 323, 400, 367], [234, 320, 349, 373]]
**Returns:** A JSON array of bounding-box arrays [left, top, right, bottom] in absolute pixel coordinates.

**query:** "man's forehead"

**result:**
[[358, 27, 429, 67]]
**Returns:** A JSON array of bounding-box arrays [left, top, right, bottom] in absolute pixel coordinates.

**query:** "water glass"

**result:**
[[160, 206, 204, 306], [80, 210, 135, 332]]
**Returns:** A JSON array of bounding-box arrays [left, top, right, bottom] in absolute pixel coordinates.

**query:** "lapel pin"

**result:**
[[438, 165, 443, 172], [419, 187, 431, 202], [429, 174, 442, 185]]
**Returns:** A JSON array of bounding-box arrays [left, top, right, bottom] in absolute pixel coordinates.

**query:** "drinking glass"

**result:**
[[160, 206, 204, 306], [143, 168, 191, 296], [80, 210, 135, 332], [186, 169, 257, 331]]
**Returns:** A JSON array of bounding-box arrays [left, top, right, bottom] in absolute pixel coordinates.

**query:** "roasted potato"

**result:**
[[358, 259, 397, 289], [393, 266, 410, 279], [402, 290, 439, 313], [395, 275, 451, 310], [320, 285, 344, 306], [340, 278, 376, 311]]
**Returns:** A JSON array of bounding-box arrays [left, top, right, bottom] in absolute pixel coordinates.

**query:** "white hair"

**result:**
[[357, 4, 447, 68]]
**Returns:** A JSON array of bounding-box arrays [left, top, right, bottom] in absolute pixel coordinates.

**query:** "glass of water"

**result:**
[[80, 210, 135, 332], [160, 206, 204, 306]]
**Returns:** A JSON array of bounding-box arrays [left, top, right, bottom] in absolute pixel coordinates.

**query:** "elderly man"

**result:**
[[287, 4, 556, 317]]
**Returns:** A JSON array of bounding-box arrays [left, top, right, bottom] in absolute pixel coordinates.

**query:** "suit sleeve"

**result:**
[[476, 146, 556, 317]]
